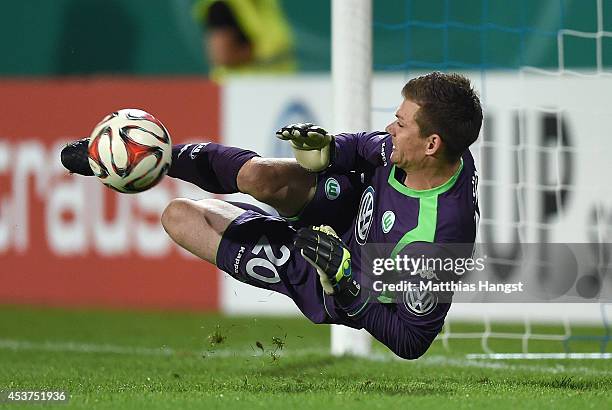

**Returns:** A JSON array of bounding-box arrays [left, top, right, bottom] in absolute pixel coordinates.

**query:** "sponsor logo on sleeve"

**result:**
[[189, 143, 210, 159], [380, 141, 388, 166], [177, 144, 192, 158]]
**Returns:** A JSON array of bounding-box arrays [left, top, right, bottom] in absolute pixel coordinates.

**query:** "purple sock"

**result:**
[[167, 143, 259, 194]]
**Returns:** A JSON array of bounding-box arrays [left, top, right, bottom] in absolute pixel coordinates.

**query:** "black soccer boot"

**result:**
[[60, 138, 94, 176]]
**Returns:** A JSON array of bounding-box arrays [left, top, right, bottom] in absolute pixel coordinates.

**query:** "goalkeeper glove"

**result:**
[[294, 225, 364, 310], [276, 123, 333, 172]]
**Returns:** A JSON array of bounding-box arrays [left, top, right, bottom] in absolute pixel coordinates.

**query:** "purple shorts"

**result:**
[[216, 210, 337, 324]]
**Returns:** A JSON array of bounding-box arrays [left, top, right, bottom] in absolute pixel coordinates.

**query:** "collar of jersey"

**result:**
[[388, 158, 464, 198]]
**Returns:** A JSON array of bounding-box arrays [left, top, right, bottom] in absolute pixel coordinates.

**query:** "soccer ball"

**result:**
[[88, 109, 172, 193]]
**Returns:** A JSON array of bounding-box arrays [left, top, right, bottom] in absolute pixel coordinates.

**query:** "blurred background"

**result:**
[[0, 0, 604, 76], [1, 0, 611, 358]]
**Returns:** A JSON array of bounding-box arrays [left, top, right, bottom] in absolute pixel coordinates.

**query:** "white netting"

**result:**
[[447, 0, 612, 357], [363, 0, 612, 358]]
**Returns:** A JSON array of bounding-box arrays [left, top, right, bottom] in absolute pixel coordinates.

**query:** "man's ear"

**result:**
[[425, 134, 443, 156]]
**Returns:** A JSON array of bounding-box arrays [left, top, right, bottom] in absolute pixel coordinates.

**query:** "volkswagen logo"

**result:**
[[403, 288, 437, 316], [355, 186, 375, 245]]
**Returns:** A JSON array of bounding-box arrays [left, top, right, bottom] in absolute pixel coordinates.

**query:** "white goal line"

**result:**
[[467, 353, 612, 360]]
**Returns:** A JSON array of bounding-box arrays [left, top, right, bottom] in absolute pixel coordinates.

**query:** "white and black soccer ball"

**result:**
[[88, 109, 172, 193]]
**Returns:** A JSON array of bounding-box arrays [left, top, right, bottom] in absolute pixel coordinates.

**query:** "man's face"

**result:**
[[385, 99, 431, 170], [206, 28, 252, 67]]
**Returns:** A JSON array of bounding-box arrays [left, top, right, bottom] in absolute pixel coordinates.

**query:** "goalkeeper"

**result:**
[[61, 72, 482, 359]]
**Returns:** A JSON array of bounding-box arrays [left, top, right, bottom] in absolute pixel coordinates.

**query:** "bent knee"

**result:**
[[161, 198, 222, 231], [161, 198, 195, 236], [161, 198, 243, 240]]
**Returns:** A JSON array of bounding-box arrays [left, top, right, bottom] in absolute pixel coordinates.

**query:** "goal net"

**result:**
[[333, 0, 612, 358]]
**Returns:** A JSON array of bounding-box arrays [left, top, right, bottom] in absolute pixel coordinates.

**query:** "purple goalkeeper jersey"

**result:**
[[331, 131, 478, 264], [321, 131, 480, 348]]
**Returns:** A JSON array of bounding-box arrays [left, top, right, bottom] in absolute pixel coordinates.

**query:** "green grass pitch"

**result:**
[[0, 306, 610, 409]]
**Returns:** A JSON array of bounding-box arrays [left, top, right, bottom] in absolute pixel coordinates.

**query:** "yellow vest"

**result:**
[[194, 0, 297, 81]]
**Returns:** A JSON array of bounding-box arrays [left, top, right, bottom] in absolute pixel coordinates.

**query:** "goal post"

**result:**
[[331, 0, 372, 356]]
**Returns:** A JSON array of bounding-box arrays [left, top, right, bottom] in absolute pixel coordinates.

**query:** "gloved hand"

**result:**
[[276, 123, 333, 172], [294, 225, 360, 300]]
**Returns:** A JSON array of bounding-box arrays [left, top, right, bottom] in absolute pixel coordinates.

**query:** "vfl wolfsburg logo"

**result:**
[[381, 210, 395, 233], [403, 288, 437, 316], [325, 178, 340, 200], [355, 186, 375, 245]]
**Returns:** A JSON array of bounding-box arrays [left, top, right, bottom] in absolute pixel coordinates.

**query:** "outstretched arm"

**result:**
[[277, 123, 390, 173], [345, 300, 443, 360]]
